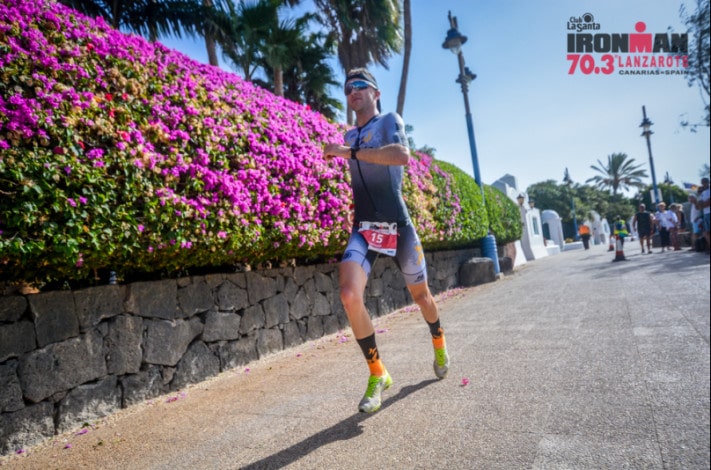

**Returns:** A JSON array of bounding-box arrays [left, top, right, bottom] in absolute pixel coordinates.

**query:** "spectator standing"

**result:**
[[655, 202, 677, 253], [578, 224, 592, 249], [670, 203, 685, 250], [688, 193, 703, 251], [632, 203, 654, 254]]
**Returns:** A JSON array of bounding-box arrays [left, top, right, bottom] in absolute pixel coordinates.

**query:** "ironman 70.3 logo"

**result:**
[[566, 13, 689, 76]]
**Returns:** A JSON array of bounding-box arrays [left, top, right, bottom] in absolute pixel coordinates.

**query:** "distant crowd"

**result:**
[[628, 177, 711, 255]]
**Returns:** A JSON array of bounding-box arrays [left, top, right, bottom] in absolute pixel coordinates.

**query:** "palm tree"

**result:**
[[220, 0, 277, 81], [202, 0, 301, 68], [679, 0, 710, 128], [396, 0, 411, 117], [313, 0, 403, 123], [57, 0, 205, 42], [220, 0, 339, 114], [202, 0, 219, 65], [201, 0, 232, 66], [268, 31, 343, 120], [586, 153, 648, 198], [261, 14, 314, 96]]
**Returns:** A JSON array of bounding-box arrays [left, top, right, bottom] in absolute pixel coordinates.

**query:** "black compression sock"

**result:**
[[426, 319, 443, 338]]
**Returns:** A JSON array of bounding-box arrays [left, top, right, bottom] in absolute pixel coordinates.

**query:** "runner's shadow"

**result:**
[[239, 378, 438, 470]]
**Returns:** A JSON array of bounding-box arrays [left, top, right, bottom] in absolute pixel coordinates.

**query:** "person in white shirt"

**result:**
[[655, 202, 677, 253]]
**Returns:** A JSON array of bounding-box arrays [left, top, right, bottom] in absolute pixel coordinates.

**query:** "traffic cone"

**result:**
[[613, 235, 627, 261], [608, 234, 615, 251]]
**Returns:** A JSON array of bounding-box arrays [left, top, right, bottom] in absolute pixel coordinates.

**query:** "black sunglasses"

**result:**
[[344, 80, 372, 96]]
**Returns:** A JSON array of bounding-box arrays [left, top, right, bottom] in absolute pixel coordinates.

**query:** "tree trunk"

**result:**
[[274, 67, 284, 97], [204, 0, 219, 66], [396, 0, 411, 117], [205, 36, 219, 66], [110, 0, 121, 29]]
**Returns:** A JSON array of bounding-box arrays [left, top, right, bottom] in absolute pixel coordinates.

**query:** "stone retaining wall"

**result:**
[[0, 248, 482, 455]]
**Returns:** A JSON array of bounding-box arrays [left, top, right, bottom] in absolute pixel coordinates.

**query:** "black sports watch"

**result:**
[[350, 147, 358, 160]]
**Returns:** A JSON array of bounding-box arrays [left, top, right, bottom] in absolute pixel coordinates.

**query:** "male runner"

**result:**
[[323, 68, 449, 413]]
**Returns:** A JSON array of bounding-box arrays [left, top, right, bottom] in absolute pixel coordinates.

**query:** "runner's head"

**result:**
[[345, 68, 381, 113]]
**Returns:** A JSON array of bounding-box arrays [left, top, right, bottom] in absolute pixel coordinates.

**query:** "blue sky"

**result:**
[[161, 0, 710, 196]]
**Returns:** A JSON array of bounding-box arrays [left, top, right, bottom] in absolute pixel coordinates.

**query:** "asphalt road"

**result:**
[[3, 243, 709, 469]]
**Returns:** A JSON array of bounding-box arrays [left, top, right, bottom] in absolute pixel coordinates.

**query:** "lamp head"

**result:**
[[442, 27, 467, 54]]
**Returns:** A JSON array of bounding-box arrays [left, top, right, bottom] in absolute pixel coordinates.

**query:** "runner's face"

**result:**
[[346, 79, 378, 111]]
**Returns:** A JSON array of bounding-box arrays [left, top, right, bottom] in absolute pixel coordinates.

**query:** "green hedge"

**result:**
[[0, 0, 522, 288], [483, 185, 524, 245]]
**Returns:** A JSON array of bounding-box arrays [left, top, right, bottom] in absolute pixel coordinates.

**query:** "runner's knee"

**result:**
[[340, 283, 363, 310], [409, 286, 433, 307]]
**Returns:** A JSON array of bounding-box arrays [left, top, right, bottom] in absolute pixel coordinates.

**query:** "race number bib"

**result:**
[[359, 221, 398, 256]]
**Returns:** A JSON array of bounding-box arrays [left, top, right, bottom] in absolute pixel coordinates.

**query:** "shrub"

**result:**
[[483, 185, 523, 244], [0, 0, 519, 287], [424, 159, 487, 249], [0, 0, 348, 284]]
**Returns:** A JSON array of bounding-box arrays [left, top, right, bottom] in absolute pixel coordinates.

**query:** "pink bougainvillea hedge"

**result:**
[[0, 0, 517, 286]]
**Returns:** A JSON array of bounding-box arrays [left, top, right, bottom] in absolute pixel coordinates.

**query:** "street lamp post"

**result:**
[[663, 172, 675, 204], [639, 106, 660, 206], [563, 168, 579, 241], [442, 11, 500, 274]]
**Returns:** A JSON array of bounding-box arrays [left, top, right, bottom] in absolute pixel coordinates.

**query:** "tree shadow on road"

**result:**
[[239, 378, 438, 470]]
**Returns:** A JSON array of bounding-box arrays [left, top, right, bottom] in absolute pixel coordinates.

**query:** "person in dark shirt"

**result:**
[[632, 204, 654, 254]]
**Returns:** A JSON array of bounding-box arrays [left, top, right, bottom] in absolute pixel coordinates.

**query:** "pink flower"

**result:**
[[460, 377, 470, 387]]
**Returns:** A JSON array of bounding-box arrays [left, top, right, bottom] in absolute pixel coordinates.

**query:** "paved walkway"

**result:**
[[3, 244, 709, 469]]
